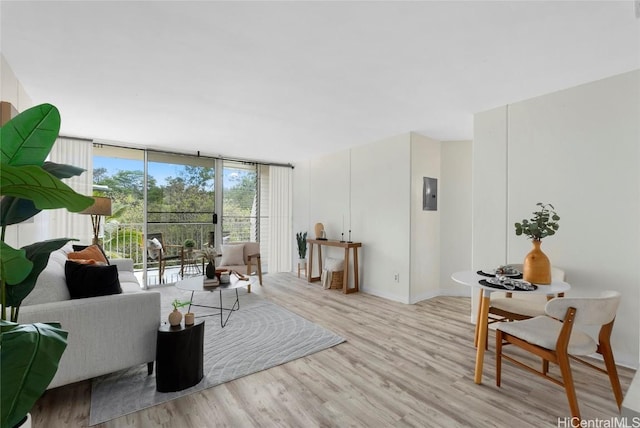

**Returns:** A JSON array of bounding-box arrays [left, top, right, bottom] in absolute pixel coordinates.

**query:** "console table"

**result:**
[[306, 239, 361, 294]]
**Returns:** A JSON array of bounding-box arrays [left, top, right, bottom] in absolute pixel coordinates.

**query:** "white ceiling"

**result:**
[[1, 1, 639, 163]]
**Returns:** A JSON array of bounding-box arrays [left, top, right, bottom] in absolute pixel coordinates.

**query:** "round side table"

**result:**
[[155, 320, 205, 392]]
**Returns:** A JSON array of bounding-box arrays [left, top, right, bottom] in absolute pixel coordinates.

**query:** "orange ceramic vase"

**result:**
[[523, 239, 551, 285]]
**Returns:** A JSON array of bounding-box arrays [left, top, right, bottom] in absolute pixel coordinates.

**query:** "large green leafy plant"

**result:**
[[0, 103, 94, 428]]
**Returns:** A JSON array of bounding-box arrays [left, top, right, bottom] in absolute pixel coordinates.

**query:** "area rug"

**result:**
[[89, 292, 345, 425]]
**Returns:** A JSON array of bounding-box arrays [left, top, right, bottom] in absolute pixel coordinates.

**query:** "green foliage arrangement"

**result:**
[[296, 231, 307, 259], [171, 299, 191, 310], [183, 239, 196, 248], [514, 202, 560, 241], [0, 103, 94, 428]]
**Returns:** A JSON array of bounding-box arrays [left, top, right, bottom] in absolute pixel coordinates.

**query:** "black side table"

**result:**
[[155, 320, 205, 392]]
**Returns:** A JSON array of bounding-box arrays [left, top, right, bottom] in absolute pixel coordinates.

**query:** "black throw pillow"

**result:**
[[65, 261, 122, 299], [72, 244, 110, 265]]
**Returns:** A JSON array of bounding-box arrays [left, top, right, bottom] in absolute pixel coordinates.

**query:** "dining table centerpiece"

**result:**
[[515, 202, 560, 284]]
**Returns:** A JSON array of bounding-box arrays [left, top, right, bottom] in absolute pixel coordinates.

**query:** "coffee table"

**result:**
[[175, 274, 256, 327]]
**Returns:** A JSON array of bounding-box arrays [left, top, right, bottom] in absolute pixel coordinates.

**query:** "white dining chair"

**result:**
[[495, 290, 623, 420]]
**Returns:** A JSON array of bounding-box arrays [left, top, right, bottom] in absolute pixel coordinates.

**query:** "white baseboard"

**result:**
[[361, 288, 410, 304], [361, 288, 472, 305], [409, 288, 471, 304]]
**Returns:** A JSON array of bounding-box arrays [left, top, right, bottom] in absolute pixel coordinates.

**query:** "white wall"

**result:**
[[1, 54, 33, 111], [292, 161, 310, 267], [1, 54, 35, 249], [440, 140, 473, 297], [350, 134, 412, 302], [473, 70, 640, 367], [292, 134, 413, 302], [409, 133, 441, 303], [292, 132, 473, 305], [303, 150, 353, 280]]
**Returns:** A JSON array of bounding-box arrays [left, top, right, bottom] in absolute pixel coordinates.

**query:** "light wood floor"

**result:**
[[32, 273, 635, 427]]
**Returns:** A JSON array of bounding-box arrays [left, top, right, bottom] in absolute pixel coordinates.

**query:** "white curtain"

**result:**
[[36, 138, 93, 243], [267, 166, 292, 272]]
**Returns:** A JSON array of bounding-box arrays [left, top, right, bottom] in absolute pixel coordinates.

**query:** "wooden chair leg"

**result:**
[[474, 289, 483, 348], [485, 327, 489, 351], [257, 258, 263, 285], [557, 351, 580, 420], [542, 359, 549, 375], [159, 259, 165, 283], [496, 330, 503, 387], [599, 334, 623, 408]]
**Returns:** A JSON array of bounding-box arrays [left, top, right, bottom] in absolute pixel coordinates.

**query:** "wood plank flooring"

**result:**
[[32, 273, 636, 427]]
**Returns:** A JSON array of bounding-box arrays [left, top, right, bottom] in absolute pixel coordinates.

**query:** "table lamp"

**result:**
[[80, 196, 112, 245]]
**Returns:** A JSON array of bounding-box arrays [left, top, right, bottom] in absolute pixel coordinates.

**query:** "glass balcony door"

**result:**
[[145, 152, 215, 285]]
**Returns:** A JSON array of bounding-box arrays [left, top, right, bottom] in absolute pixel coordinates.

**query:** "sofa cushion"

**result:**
[[72, 244, 110, 265], [220, 244, 245, 266], [22, 247, 71, 306], [65, 261, 122, 299], [68, 244, 109, 264]]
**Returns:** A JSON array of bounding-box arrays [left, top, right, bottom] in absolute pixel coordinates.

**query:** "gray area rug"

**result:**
[[89, 288, 345, 425]]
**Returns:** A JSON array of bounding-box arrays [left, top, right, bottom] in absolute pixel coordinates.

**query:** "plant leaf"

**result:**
[[5, 239, 73, 309], [0, 320, 67, 428], [42, 161, 86, 179], [0, 241, 33, 285], [0, 164, 93, 212], [0, 197, 38, 227], [0, 104, 60, 166], [1, 162, 87, 226]]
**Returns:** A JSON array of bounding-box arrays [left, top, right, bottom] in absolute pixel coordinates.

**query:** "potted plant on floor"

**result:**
[[515, 202, 560, 284], [1, 103, 94, 428], [183, 239, 196, 252], [296, 232, 308, 275]]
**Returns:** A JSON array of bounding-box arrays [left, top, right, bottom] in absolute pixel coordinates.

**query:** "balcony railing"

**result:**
[[102, 217, 257, 271]]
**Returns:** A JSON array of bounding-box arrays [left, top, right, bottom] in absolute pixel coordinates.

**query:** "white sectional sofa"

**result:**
[[18, 244, 161, 389]]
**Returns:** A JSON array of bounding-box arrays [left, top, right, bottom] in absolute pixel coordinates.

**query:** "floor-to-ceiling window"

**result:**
[[222, 160, 258, 243], [93, 145, 268, 286], [92, 144, 146, 277]]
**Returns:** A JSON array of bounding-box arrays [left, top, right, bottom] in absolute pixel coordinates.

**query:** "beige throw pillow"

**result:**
[[220, 244, 244, 266]]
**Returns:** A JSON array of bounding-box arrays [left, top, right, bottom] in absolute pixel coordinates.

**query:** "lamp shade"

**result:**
[[80, 196, 112, 216]]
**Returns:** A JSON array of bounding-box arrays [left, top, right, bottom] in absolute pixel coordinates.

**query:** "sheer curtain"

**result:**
[[267, 166, 293, 272], [36, 138, 93, 243]]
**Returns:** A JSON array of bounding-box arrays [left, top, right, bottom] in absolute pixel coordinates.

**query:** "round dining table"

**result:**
[[451, 270, 571, 384]]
